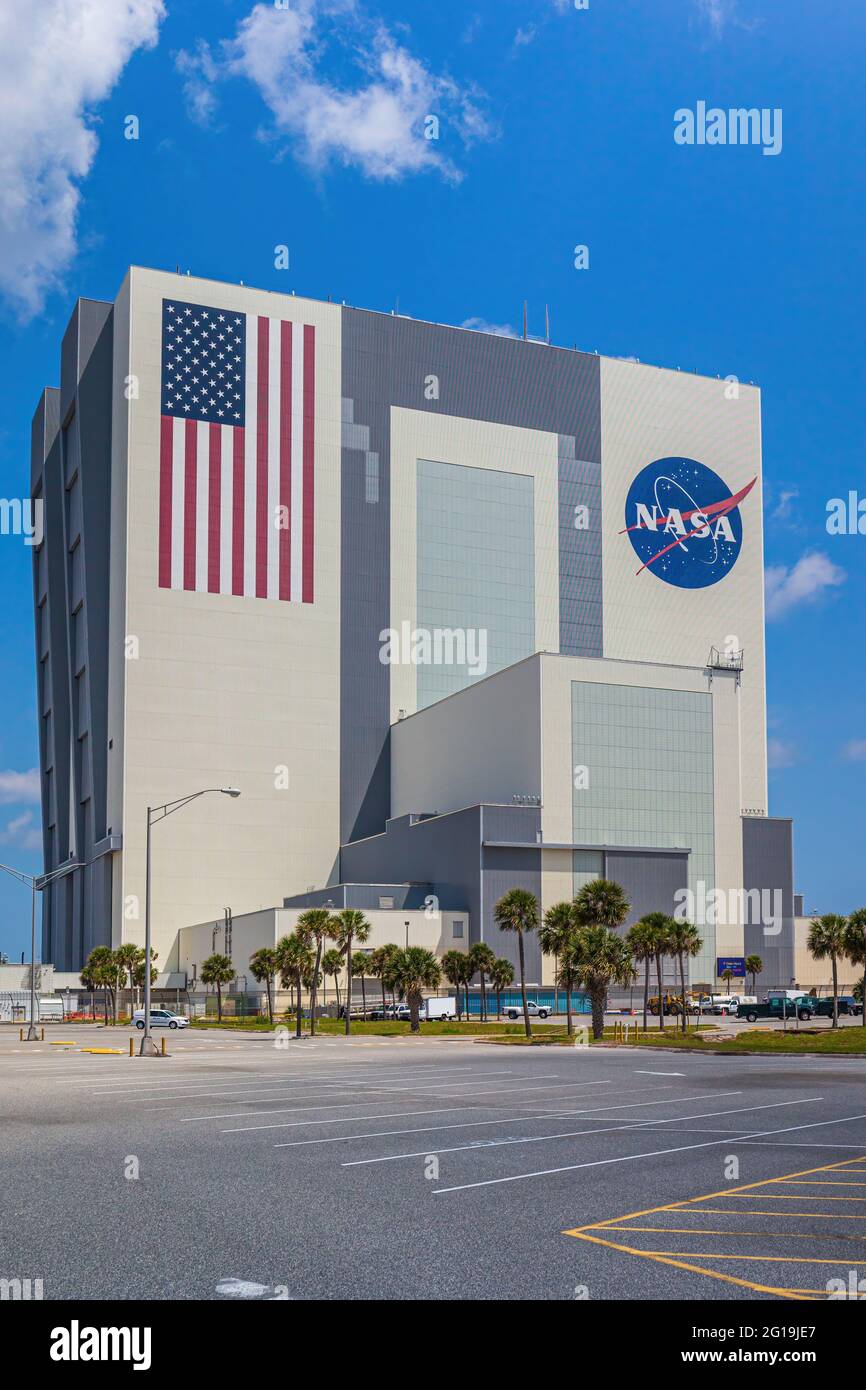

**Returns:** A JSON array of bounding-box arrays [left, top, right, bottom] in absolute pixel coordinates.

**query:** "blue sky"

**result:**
[[0, 0, 864, 958]]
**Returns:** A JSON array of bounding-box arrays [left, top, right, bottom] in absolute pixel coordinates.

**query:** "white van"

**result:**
[[419, 997, 458, 1021]]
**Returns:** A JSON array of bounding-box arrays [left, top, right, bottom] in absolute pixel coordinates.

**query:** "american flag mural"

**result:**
[[158, 298, 315, 603]]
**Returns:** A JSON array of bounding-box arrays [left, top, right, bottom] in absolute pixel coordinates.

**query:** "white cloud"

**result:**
[[0, 810, 42, 853], [765, 551, 846, 620], [177, 1, 492, 183], [843, 739, 866, 763], [461, 317, 518, 338], [767, 738, 797, 771], [0, 0, 165, 319], [513, 26, 537, 48], [0, 768, 41, 805], [693, 0, 757, 38], [770, 487, 799, 525]]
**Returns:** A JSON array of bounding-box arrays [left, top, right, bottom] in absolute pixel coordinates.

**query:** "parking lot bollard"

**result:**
[[161, 1037, 166, 1056], [129, 1037, 134, 1057]]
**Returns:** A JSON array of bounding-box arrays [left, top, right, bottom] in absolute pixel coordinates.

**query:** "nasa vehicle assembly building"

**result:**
[[30, 266, 793, 992]]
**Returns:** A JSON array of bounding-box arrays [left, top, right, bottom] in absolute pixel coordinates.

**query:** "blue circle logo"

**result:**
[[622, 457, 756, 589]]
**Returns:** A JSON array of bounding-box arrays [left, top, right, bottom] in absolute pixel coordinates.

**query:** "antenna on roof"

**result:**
[[545, 304, 550, 345]]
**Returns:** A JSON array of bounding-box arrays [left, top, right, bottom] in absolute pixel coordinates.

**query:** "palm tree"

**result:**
[[296, 908, 334, 1036], [493, 887, 540, 1037], [554, 941, 582, 1037], [321, 948, 344, 1014], [844, 909, 866, 1028], [489, 957, 514, 1019], [249, 947, 278, 1023], [201, 953, 235, 1023], [353, 951, 373, 1018], [808, 914, 848, 1027], [441, 949, 470, 1021], [574, 878, 631, 1027], [625, 918, 657, 1033], [569, 925, 636, 1040], [330, 909, 372, 1034], [668, 919, 702, 1033], [114, 943, 141, 1020], [745, 953, 763, 995], [276, 933, 316, 1038], [369, 943, 401, 1017], [393, 947, 441, 1033], [85, 946, 117, 1025], [633, 911, 674, 1031], [468, 942, 496, 1023], [539, 902, 578, 1036]]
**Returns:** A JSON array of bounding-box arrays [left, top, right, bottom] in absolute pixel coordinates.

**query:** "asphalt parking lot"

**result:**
[[2, 1025, 866, 1301]]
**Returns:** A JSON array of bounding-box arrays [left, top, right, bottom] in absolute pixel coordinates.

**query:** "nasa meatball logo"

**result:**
[[622, 457, 757, 589]]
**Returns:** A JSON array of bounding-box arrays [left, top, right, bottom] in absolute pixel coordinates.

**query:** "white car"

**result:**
[[503, 1000, 550, 1020], [132, 1008, 189, 1030]]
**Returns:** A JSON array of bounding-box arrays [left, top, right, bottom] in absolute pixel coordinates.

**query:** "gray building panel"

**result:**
[[742, 816, 795, 990], [481, 845, 543, 982], [32, 299, 115, 968], [558, 440, 603, 657], [340, 307, 601, 846]]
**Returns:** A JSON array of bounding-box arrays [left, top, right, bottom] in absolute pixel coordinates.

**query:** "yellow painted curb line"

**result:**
[[80, 1047, 124, 1055], [50, 1041, 76, 1046]]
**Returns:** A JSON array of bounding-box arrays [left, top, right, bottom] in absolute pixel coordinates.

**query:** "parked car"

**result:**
[[503, 1000, 550, 1020], [367, 1003, 412, 1020], [813, 996, 862, 1018], [132, 1009, 189, 1029], [738, 996, 816, 1023]]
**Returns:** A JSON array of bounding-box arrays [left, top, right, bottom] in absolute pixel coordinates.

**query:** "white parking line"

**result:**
[[222, 1105, 485, 1133], [342, 1097, 824, 1166], [175, 1075, 575, 1121], [432, 1106, 866, 1195], [81, 1065, 512, 1099]]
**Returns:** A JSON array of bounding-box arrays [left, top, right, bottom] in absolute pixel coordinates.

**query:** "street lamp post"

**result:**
[[0, 858, 84, 1040], [140, 787, 240, 1058]]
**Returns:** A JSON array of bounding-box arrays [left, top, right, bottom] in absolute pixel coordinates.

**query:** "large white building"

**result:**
[[30, 266, 794, 990]]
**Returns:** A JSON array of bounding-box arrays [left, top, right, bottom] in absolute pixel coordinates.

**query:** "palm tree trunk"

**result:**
[[678, 950, 687, 1034], [566, 978, 574, 1037], [410, 990, 420, 1033], [554, 956, 560, 1019], [655, 952, 665, 1031], [267, 976, 273, 1025], [361, 972, 367, 1018], [496, 987, 502, 1019], [518, 931, 531, 1038], [344, 940, 353, 1035], [591, 985, 604, 1041], [643, 957, 649, 1033], [295, 971, 303, 1038], [480, 975, 487, 1024], [832, 954, 839, 1028], [334, 976, 341, 1014], [381, 976, 387, 1019], [217, 983, 222, 1022], [310, 938, 323, 1036]]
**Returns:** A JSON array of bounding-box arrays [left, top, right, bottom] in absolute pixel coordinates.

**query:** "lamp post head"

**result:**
[[220, 787, 241, 798]]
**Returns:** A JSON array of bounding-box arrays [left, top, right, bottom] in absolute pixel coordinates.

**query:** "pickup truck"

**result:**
[[738, 995, 816, 1023], [503, 1000, 551, 1020]]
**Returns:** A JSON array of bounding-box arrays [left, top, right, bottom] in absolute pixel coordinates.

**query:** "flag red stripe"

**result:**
[[279, 320, 292, 601], [208, 423, 221, 593], [256, 317, 269, 599], [232, 426, 244, 596], [159, 415, 173, 588], [183, 418, 197, 590], [302, 323, 315, 603]]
